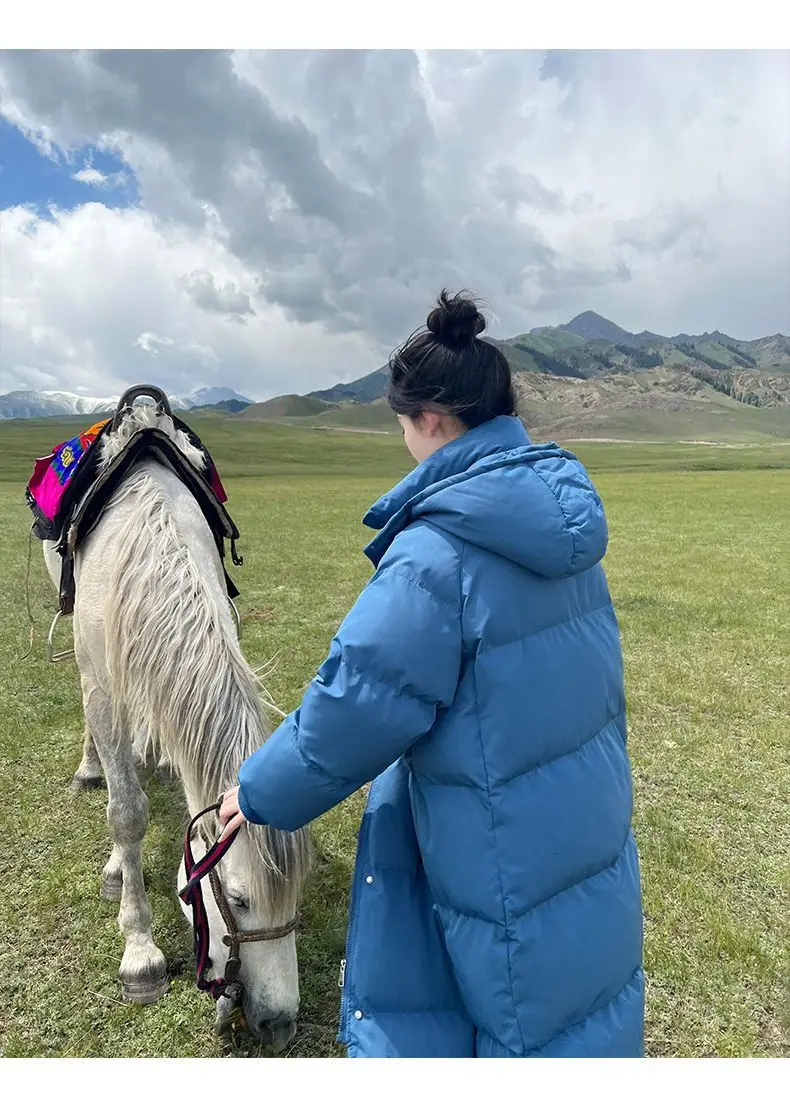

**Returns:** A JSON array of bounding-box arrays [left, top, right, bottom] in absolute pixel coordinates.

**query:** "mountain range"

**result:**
[[0, 386, 252, 421], [4, 314, 790, 443], [239, 312, 790, 443]]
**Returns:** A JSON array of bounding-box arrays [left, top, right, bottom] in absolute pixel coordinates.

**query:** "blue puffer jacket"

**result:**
[[238, 415, 644, 1058]]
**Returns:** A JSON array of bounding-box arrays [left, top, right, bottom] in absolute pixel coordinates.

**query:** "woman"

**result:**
[[219, 291, 644, 1058]]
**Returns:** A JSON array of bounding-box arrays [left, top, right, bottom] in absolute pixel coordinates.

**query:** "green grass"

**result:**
[[0, 420, 788, 1057], [0, 416, 412, 482], [561, 402, 790, 445], [226, 396, 790, 445], [4, 414, 790, 487]]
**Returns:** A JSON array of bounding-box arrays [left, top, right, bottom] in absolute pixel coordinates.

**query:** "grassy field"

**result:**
[[4, 413, 790, 479], [0, 420, 788, 1057]]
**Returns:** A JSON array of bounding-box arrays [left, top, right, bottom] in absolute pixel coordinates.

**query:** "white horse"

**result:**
[[42, 405, 311, 1052]]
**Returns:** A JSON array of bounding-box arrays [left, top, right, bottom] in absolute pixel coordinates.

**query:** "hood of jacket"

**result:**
[[363, 415, 608, 579]]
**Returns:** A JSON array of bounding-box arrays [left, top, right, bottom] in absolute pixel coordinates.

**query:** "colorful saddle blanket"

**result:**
[[27, 417, 228, 534], [26, 413, 240, 614]]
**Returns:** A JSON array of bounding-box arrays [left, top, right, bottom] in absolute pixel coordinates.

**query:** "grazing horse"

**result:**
[[42, 404, 311, 1052]]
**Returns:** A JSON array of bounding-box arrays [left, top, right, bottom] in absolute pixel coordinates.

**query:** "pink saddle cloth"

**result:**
[[27, 416, 228, 526], [27, 418, 112, 523]]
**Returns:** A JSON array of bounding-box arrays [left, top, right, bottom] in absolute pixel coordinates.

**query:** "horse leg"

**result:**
[[131, 731, 154, 784], [100, 841, 124, 902], [43, 540, 104, 794], [73, 683, 122, 898], [71, 722, 105, 792], [102, 731, 172, 899], [82, 679, 168, 1004], [130, 725, 178, 785]]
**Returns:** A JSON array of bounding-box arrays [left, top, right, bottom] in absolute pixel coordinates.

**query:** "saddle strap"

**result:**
[[58, 545, 76, 616]]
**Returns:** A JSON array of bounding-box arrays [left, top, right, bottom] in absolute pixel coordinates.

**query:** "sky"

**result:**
[[1, 49, 789, 401]]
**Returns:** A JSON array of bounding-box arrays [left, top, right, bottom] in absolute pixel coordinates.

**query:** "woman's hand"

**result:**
[[218, 785, 248, 843]]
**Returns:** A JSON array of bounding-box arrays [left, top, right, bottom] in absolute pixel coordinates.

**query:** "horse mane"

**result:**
[[100, 402, 207, 472], [101, 406, 310, 918]]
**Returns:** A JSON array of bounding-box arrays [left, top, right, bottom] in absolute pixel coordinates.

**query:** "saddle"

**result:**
[[26, 385, 243, 617]]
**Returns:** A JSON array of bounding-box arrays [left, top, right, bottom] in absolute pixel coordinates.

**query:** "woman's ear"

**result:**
[[419, 411, 443, 437]]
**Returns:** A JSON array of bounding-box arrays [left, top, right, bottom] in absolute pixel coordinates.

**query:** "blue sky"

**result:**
[[0, 117, 138, 215]]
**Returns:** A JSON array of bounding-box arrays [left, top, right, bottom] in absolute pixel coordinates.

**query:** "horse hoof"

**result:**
[[120, 946, 168, 1005], [101, 875, 123, 902], [71, 774, 105, 793], [121, 975, 169, 1005]]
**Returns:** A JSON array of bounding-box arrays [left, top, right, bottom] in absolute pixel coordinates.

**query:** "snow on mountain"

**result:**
[[186, 386, 252, 408], [0, 386, 252, 420]]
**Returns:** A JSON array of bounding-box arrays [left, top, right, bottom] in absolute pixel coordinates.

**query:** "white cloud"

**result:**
[[0, 49, 788, 400], [0, 200, 380, 399], [134, 332, 175, 354], [72, 164, 126, 189]]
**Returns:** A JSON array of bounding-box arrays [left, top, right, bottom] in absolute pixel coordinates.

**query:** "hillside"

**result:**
[[238, 394, 396, 433], [239, 394, 334, 420], [311, 369, 390, 405], [556, 310, 636, 345], [304, 319, 787, 408], [512, 368, 790, 443], [266, 311, 790, 443], [252, 370, 790, 444]]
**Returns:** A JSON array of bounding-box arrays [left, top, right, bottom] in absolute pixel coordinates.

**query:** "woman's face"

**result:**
[[397, 412, 464, 463]]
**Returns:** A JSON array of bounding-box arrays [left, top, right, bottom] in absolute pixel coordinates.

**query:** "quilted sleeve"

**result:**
[[237, 536, 462, 832]]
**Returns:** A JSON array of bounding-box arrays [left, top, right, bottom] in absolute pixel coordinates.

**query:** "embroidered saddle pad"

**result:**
[[27, 418, 114, 529], [26, 412, 241, 615]]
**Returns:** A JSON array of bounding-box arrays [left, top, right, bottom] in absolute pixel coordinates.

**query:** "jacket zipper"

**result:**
[[337, 812, 370, 1043]]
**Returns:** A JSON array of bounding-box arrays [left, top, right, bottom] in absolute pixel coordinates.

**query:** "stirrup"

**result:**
[[47, 610, 75, 663]]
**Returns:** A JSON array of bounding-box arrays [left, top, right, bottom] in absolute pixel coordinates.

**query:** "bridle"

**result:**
[[179, 804, 299, 1003]]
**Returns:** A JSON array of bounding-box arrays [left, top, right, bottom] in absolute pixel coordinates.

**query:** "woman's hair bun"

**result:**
[[388, 287, 515, 427], [426, 289, 486, 348]]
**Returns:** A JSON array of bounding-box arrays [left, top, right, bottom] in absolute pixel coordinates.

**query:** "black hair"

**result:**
[[387, 289, 516, 429]]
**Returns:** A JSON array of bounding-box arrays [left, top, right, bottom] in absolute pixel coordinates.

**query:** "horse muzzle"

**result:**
[[252, 1010, 297, 1053]]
